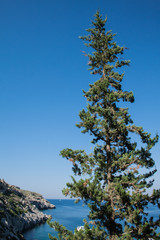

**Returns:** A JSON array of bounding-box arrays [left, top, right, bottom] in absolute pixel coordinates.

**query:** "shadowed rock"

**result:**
[[0, 179, 55, 240]]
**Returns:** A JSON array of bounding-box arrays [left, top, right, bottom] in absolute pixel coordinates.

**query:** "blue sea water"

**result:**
[[23, 199, 160, 240], [23, 199, 89, 240]]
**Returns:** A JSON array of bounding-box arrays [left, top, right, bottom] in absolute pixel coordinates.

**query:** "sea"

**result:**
[[23, 199, 89, 240], [23, 199, 160, 240]]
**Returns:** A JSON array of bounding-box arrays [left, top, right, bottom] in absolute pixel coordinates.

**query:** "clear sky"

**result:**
[[0, 0, 160, 198]]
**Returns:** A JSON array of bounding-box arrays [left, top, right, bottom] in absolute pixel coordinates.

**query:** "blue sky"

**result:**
[[0, 0, 160, 198]]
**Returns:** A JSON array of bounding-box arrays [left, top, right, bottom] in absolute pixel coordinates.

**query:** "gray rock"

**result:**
[[0, 179, 55, 240]]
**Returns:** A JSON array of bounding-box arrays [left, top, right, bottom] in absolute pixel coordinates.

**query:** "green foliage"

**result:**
[[0, 188, 25, 220], [48, 219, 107, 240], [48, 11, 160, 239]]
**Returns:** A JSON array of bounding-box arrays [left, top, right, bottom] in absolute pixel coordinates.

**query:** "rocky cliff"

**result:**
[[0, 179, 55, 240]]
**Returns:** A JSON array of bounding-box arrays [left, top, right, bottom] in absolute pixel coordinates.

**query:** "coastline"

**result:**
[[0, 179, 55, 240]]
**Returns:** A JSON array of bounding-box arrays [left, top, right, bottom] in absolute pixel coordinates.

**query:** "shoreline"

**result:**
[[0, 179, 55, 240]]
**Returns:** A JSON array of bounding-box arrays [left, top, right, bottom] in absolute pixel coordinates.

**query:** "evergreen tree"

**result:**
[[48, 11, 160, 240]]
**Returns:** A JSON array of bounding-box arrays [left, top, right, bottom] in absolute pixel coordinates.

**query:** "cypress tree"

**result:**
[[48, 11, 160, 240]]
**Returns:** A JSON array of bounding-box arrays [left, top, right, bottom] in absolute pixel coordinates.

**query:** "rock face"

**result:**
[[0, 179, 55, 240]]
